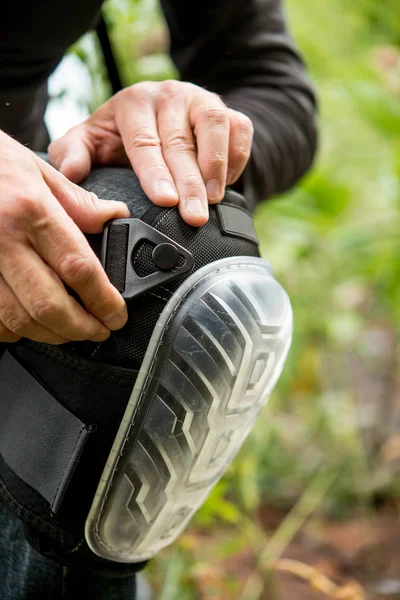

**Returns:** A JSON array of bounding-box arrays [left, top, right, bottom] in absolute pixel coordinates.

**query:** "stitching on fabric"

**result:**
[[153, 209, 174, 230], [69, 537, 85, 554], [90, 343, 104, 359], [149, 291, 169, 302], [158, 285, 174, 297], [90, 343, 103, 359]]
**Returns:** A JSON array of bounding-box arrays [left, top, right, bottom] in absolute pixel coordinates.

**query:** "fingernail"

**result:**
[[157, 180, 178, 200], [91, 331, 110, 342], [206, 179, 222, 200], [227, 169, 236, 185], [185, 197, 205, 216], [103, 312, 127, 331]]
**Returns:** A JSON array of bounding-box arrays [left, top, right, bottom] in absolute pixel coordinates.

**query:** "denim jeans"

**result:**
[[0, 501, 138, 600]]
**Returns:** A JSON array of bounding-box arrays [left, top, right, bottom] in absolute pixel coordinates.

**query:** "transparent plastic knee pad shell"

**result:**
[[85, 256, 292, 563]]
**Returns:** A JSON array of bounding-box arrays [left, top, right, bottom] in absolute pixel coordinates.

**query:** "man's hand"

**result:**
[[49, 81, 254, 226], [0, 132, 130, 344]]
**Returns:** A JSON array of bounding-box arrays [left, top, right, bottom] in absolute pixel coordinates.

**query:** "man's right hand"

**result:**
[[0, 132, 130, 345]]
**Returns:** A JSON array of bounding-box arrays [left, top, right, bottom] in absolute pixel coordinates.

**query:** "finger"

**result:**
[[157, 83, 209, 226], [0, 284, 21, 343], [226, 109, 254, 185], [0, 241, 111, 342], [0, 275, 69, 344], [48, 130, 93, 184], [48, 102, 130, 183], [114, 84, 179, 206], [22, 193, 128, 332], [39, 158, 130, 234], [190, 93, 229, 203], [0, 322, 21, 343]]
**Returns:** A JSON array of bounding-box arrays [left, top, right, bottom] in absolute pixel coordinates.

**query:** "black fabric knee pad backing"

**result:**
[[0, 167, 259, 577]]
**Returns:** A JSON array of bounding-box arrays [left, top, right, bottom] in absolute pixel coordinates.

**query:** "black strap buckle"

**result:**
[[102, 218, 194, 301]]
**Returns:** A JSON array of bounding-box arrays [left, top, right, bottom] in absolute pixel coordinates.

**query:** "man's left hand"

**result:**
[[49, 81, 253, 226]]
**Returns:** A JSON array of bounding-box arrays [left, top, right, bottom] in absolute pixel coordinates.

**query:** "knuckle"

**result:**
[[3, 311, 32, 334], [81, 190, 99, 211], [160, 79, 181, 98], [234, 112, 254, 135], [181, 173, 203, 188], [206, 152, 227, 170], [29, 297, 59, 322], [124, 82, 154, 103], [85, 190, 99, 204], [140, 161, 170, 177], [163, 131, 196, 154], [200, 106, 228, 127], [16, 192, 44, 220], [25, 211, 53, 237], [232, 145, 252, 162], [58, 254, 93, 284], [130, 127, 161, 150]]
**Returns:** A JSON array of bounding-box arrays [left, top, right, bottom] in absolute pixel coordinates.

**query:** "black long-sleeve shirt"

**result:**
[[0, 0, 317, 206]]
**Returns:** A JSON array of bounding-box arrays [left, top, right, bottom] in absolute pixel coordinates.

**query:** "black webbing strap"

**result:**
[[0, 350, 90, 513], [95, 13, 123, 95]]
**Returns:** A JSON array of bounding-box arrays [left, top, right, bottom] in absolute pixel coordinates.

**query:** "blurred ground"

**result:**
[[151, 506, 400, 599]]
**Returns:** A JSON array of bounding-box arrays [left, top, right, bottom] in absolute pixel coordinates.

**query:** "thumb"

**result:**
[[39, 158, 130, 233], [48, 125, 93, 184]]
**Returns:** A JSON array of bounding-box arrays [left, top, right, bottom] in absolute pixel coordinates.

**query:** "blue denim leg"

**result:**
[[0, 502, 138, 599], [0, 500, 62, 599]]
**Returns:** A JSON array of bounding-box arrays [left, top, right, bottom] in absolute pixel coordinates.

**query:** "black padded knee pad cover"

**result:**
[[0, 167, 260, 576]]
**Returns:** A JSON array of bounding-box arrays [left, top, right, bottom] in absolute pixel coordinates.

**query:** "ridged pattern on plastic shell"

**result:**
[[85, 258, 292, 562]]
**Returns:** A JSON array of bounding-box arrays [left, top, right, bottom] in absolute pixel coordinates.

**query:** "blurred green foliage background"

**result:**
[[72, 0, 400, 596]]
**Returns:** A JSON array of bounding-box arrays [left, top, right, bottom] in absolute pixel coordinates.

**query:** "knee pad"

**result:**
[[0, 168, 292, 576]]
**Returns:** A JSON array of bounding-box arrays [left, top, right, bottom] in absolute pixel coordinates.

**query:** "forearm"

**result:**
[[161, 0, 317, 208], [221, 85, 317, 209]]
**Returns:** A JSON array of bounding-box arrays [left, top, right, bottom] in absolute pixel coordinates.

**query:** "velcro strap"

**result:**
[[0, 351, 90, 513], [104, 221, 129, 293], [217, 202, 259, 245]]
